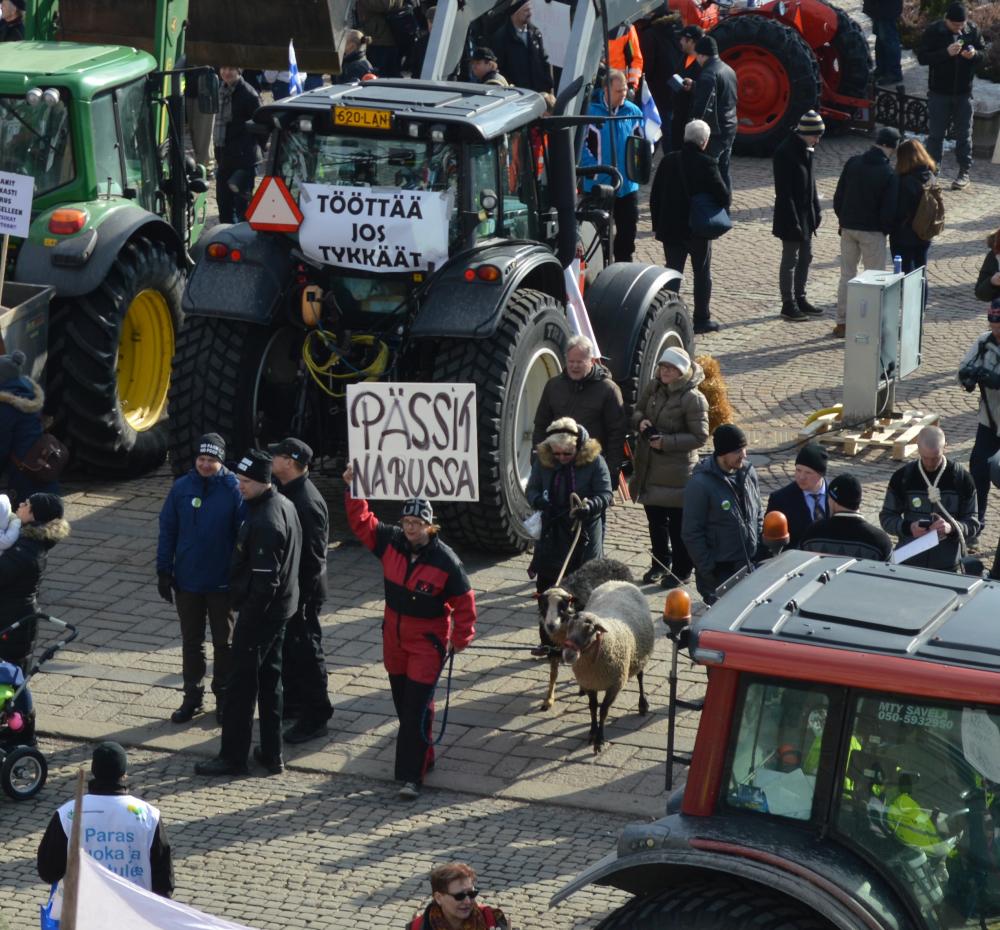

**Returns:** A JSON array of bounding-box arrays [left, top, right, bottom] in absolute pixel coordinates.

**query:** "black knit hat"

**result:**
[[91, 741, 128, 785], [401, 498, 434, 524], [197, 432, 226, 462], [694, 35, 718, 56], [945, 2, 966, 21], [235, 449, 272, 484], [713, 424, 747, 456], [795, 443, 828, 476], [679, 24, 703, 40], [28, 492, 64, 524], [828, 473, 863, 510]]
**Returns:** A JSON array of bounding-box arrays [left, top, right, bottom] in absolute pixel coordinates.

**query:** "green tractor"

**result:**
[[1, 1, 343, 475]]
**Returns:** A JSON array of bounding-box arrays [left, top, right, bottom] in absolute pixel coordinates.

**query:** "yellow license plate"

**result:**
[[333, 107, 392, 130]]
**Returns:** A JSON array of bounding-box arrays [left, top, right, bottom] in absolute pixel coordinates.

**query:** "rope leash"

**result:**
[[553, 492, 586, 587]]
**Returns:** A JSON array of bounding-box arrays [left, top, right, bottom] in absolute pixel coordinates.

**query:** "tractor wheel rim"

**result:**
[[514, 347, 562, 491], [723, 45, 791, 134], [10, 755, 43, 794], [117, 289, 174, 432]]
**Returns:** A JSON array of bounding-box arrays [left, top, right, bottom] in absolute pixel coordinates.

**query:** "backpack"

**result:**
[[911, 179, 945, 241]]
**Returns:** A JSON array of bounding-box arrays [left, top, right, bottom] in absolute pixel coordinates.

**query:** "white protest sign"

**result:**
[[298, 184, 452, 273], [347, 382, 478, 501], [961, 707, 1000, 782], [0, 170, 33, 238]]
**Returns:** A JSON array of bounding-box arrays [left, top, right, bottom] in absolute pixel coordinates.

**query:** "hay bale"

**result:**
[[696, 354, 734, 434]]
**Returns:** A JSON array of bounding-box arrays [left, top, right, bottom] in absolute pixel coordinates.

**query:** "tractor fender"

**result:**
[[182, 223, 295, 325], [585, 262, 682, 383], [729, 0, 838, 48], [409, 243, 564, 339], [14, 206, 184, 299], [549, 820, 911, 930]]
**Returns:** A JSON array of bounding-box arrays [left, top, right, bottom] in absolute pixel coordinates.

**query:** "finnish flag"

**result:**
[[288, 40, 303, 96], [640, 79, 662, 145]]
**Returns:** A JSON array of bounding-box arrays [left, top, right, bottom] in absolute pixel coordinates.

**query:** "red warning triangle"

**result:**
[[245, 176, 303, 232]]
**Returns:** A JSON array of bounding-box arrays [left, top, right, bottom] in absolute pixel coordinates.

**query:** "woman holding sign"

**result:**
[[343, 466, 476, 801]]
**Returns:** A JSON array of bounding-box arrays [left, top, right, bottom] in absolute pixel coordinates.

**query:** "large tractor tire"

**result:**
[[827, 4, 872, 99], [594, 883, 835, 930], [619, 288, 694, 415], [714, 15, 821, 157], [167, 316, 281, 474], [57, 237, 183, 475], [432, 289, 571, 553]]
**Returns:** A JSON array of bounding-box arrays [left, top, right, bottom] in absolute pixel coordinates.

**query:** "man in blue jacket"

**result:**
[[157, 433, 245, 723], [580, 68, 644, 262]]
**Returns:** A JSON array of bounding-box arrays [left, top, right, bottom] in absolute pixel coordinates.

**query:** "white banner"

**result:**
[[0, 170, 33, 238], [347, 382, 478, 501], [529, 0, 571, 70], [298, 184, 452, 273], [75, 850, 261, 929]]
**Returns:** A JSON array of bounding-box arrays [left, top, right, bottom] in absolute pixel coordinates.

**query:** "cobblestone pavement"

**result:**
[[8, 9, 1000, 921]]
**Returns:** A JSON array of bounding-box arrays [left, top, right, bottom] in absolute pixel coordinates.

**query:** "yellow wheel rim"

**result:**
[[117, 289, 174, 432]]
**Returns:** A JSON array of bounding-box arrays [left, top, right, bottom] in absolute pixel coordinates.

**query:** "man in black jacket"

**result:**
[[489, 1, 553, 93], [670, 25, 703, 153], [766, 443, 830, 549], [916, 2, 983, 190], [196, 450, 302, 777], [799, 473, 894, 561], [771, 110, 825, 322], [832, 126, 900, 337], [689, 35, 738, 191], [214, 67, 260, 223], [270, 438, 334, 744], [635, 12, 686, 153], [651, 119, 730, 334]]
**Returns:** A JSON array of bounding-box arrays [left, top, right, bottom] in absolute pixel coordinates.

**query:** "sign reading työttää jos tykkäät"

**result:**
[[347, 382, 478, 501], [298, 184, 452, 273]]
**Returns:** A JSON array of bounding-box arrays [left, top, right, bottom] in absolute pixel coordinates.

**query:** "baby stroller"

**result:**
[[0, 613, 77, 800]]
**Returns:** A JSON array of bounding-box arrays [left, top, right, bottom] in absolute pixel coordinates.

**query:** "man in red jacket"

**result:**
[[343, 465, 476, 800]]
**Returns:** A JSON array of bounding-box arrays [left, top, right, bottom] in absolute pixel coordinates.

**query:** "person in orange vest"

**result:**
[[608, 23, 644, 97], [407, 862, 509, 930]]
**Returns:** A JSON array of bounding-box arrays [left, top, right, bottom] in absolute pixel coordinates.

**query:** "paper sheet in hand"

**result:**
[[890, 531, 939, 564]]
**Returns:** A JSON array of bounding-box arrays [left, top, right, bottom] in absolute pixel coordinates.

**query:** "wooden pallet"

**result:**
[[801, 411, 940, 460]]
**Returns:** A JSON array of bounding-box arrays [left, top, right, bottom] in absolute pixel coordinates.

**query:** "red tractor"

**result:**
[[670, 0, 873, 155]]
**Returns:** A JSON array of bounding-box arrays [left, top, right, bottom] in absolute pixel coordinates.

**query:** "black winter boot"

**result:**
[[796, 295, 823, 315], [780, 299, 807, 322], [171, 689, 204, 724]]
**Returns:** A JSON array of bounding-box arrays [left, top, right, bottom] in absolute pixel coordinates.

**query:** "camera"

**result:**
[[640, 423, 661, 442], [959, 366, 980, 392], [917, 518, 932, 529]]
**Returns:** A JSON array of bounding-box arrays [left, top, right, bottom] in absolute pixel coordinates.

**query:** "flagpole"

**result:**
[[62, 768, 86, 930]]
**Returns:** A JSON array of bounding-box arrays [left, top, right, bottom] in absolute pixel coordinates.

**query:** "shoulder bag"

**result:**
[[677, 151, 732, 240]]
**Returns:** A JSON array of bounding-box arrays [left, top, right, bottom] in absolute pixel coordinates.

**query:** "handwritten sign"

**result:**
[[0, 171, 33, 238], [347, 382, 478, 501], [961, 707, 1000, 782], [298, 184, 452, 273]]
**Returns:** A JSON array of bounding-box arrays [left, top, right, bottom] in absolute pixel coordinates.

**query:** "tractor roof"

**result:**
[[256, 79, 547, 141], [691, 550, 1000, 699], [0, 42, 155, 97]]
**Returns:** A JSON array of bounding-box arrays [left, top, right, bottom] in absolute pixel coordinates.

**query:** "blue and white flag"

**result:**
[[288, 40, 303, 96], [640, 79, 662, 145]]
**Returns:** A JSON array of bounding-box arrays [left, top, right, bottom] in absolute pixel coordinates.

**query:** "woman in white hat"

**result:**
[[629, 347, 709, 587]]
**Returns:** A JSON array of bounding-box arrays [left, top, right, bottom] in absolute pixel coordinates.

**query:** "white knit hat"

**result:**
[[657, 346, 691, 375]]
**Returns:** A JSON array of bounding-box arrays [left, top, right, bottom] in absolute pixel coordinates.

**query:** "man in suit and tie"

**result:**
[[766, 443, 830, 548]]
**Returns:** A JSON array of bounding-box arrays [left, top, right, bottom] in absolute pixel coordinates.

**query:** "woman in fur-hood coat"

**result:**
[[526, 417, 613, 592], [0, 350, 53, 500]]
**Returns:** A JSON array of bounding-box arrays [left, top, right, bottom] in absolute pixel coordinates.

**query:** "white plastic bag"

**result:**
[[523, 511, 543, 540]]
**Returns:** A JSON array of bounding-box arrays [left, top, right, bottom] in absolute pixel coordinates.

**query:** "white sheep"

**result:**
[[536, 558, 632, 711], [561, 580, 655, 752]]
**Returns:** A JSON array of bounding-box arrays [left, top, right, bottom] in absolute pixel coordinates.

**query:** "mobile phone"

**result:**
[[917, 518, 932, 528]]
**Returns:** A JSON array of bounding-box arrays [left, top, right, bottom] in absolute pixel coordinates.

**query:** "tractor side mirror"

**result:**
[[198, 70, 220, 115], [624, 135, 653, 186]]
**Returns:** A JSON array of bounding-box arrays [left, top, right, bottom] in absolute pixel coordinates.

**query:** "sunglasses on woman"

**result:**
[[444, 888, 479, 901]]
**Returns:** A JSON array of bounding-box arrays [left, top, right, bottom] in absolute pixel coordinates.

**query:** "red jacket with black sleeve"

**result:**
[[346, 494, 476, 655]]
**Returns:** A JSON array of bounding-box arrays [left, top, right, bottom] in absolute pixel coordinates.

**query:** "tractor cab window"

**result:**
[[91, 94, 124, 196], [726, 681, 832, 822], [499, 131, 530, 239], [469, 142, 498, 240], [115, 78, 158, 211], [834, 696, 1000, 930], [0, 92, 74, 196]]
